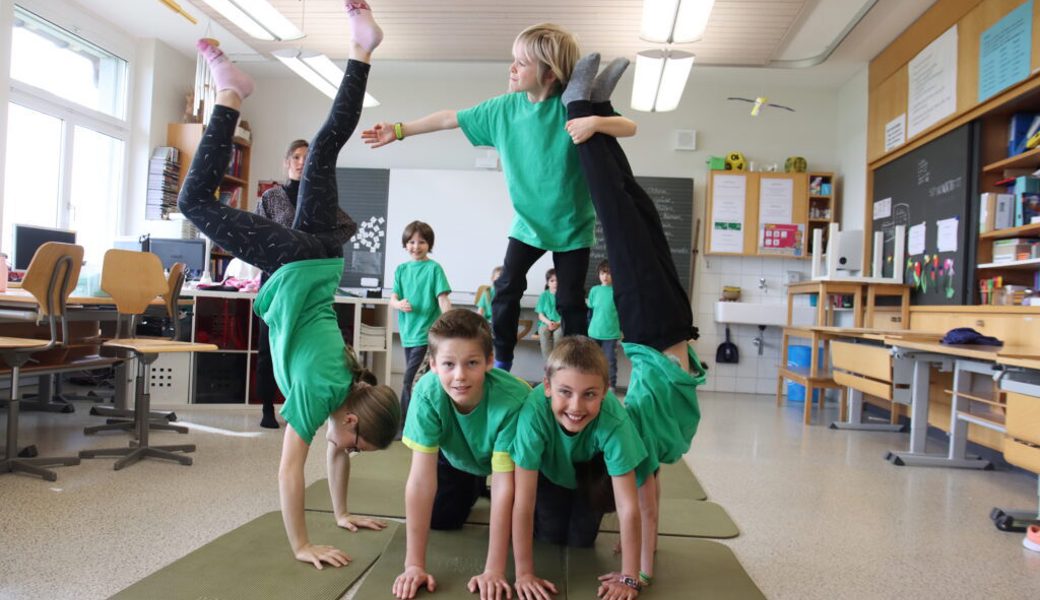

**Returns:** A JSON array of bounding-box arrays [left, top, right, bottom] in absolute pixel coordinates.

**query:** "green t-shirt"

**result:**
[[393, 259, 451, 347], [623, 343, 706, 483], [586, 285, 621, 340], [402, 368, 531, 476], [457, 93, 594, 252], [535, 290, 561, 322], [255, 258, 353, 445], [476, 287, 494, 321], [511, 384, 648, 488]]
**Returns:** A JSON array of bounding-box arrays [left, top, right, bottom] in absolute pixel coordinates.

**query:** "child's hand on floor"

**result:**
[[336, 514, 387, 532], [468, 569, 513, 600], [514, 573, 558, 600], [597, 579, 640, 600], [294, 542, 351, 570], [393, 565, 437, 599]]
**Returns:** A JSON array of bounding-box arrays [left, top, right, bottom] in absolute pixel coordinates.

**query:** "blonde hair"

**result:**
[[514, 23, 579, 93], [544, 336, 609, 389], [428, 308, 494, 359], [340, 346, 400, 449]]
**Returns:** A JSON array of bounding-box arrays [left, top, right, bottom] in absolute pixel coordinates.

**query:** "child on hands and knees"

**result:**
[[179, 2, 402, 570], [564, 53, 707, 587], [511, 337, 648, 600], [391, 220, 452, 428], [394, 310, 531, 599], [363, 24, 634, 375]]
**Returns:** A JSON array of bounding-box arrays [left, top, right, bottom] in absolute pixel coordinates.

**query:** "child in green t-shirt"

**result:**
[[395, 309, 530, 600], [475, 265, 502, 322], [177, 3, 402, 571], [587, 260, 622, 390], [536, 268, 563, 359], [362, 24, 636, 375], [511, 337, 648, 600], [391, 220, 452, 425]]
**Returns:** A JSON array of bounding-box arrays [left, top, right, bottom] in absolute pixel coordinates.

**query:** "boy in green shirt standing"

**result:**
[[391, 220, 451, 425], [394, 309, 531, 600], [511, 337, 648, 600], [587, 260, 622, 391], [535, 268, 563, 359]]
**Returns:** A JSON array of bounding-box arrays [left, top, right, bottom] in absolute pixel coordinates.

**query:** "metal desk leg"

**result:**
[[944, 358, 993, 469], [831, 387, 905, 431]]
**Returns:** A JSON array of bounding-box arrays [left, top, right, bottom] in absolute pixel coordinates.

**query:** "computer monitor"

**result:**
[[146, 238, 208, 280], [13, 224, 77, 270]]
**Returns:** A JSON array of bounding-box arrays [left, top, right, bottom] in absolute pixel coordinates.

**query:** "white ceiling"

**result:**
[[70, 0, 935, 87]]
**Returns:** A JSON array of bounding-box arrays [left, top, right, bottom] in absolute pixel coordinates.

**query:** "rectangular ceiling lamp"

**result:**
[[274, 49, 380, 107], [631, 49, 694, 112], [202, 0, 304, 41], [641, 0, 715, 44]]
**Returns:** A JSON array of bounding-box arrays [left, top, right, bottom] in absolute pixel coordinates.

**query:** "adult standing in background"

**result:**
[[254, 139, 357, 428]]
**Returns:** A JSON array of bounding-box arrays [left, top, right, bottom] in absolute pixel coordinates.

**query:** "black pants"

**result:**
[[491, 238, 590, 363], [566, 100, 695, 350], [533, 470, 606, 548], [430, 452, 485, 530], [400, 344, 427, 424], [177, 61, 370, 272]]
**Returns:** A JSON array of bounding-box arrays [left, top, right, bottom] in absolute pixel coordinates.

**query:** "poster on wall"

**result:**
[[759, 223, 803, 256], [758, 177, 794, 225], [710, 174, 746, 253], [907, 25, 958, 139], [978, 0, 1033, 102]]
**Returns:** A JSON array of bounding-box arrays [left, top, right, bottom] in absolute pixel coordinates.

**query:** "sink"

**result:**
[[714, 302, 815, 326]]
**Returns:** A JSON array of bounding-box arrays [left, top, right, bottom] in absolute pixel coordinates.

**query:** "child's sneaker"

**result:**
[[1024, 524, 1040, 552]]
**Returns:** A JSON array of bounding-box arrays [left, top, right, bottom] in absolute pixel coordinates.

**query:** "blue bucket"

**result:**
[[786, 345, 822, 403]]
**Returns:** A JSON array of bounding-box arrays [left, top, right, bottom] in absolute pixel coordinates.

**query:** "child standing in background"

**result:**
[[475, 265, 502, 322], [588, 260, 621, 391], [391, 221, 451, 424], [536, 268, 563, 359], [363, 23, 635, 374]]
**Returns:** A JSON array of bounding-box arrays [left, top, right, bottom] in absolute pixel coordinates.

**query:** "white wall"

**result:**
[[835, 66, 869, 232]]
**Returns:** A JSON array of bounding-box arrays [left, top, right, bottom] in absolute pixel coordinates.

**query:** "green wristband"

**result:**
[[393, 122, 404, 140], [638, 571, 652, 585]]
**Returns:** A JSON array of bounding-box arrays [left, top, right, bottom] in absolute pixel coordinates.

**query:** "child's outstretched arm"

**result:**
[[327, 443, 388, 532], [279, 426, 351, 569], [596, 471, 642, 600], [394, 450, 439, 599], [565, 115, 637, 145], [512, 466, 558, 599], [468, 469, 515, 599], [362, 110, 460, 148]]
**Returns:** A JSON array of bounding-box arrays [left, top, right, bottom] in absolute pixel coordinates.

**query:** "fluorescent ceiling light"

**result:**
[[273, 49, 380, 107], [630, 49, 694, 112], [641, 0, 715, 44], [202, 0, 304, 41]]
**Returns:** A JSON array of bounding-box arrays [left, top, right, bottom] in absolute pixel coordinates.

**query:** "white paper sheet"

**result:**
[[758, 178, 794, 225], [908, 222, 926, 256], [710, 175, 747, 253], [936, 217, 959, 253], [874, 197, 892, 220], [884, 115, 906, 152], [907, 26, 958, 139]]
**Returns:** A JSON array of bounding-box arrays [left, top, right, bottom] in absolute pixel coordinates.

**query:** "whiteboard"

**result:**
[[383, 168, 554, 298]]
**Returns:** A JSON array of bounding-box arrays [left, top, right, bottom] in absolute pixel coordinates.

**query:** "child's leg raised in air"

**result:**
[[293, 2, 382, 252], [178, 40, 326, 274]]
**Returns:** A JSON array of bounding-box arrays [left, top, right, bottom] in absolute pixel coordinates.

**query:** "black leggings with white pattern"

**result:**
[[177, 60, 370, 274]]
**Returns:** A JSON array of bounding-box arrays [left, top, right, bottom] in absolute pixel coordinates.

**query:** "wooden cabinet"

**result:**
[[705, 170, 834, 258]]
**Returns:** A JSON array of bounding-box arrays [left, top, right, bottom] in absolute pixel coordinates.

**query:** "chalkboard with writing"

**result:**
[[584, 176, 694, 294], [871, 123, 978, 305], [336, 167, 390, 288]]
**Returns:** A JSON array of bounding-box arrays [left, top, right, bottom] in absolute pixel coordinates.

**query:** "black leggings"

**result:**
[[177, 61, 370, 272], [567, 100, 695, 350]]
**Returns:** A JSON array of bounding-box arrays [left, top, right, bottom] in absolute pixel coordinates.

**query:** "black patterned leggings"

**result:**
[[177, 60, 370, 274]]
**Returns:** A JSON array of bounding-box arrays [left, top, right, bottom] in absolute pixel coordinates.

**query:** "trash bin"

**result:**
[[786, 344, 822, 403]]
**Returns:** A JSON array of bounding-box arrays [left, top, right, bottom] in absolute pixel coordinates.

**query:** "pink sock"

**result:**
[[345, 2, 382, 53], [197, 39, 254, 100]]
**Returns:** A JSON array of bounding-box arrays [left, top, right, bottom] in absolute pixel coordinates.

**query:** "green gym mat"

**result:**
[[110, 512, 397, 600], [353, 524, 566, 599], [600, 498, 739, 538], [659, 459, 709, 500], [567, 533, 765, 600]]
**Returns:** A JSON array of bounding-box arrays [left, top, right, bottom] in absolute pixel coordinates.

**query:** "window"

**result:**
[[3, 5, 130, 268]]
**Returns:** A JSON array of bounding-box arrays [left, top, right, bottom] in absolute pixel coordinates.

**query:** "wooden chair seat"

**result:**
[[104, 338, 217, 354]]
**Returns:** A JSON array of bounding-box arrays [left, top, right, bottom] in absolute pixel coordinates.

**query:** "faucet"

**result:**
[[758, 277, 767, 292]]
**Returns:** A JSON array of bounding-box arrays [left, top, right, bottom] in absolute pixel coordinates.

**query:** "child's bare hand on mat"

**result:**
[[336, 514, 388, 532], [596, 580, 639, 600], [514, 573, 557, 600], [598, 571, 623, 582], [468, 570, 512, 600], [295, 543, 351, 570], [393, 566, 436, 599]]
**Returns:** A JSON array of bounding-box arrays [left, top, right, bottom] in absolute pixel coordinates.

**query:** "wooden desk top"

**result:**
[[0, 289, 168, 307], [807, 326, 942, 342], [997, 355, 1040, 370], [883, 337, 1037, 361]]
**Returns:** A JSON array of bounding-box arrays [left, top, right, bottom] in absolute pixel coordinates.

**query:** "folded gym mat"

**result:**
[[352, 524, 565, 600], [110, 512, 396, 600], [567, 533, 765, 599]]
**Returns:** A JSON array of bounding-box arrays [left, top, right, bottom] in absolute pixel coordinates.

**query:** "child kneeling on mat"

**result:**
[[511, 337, 648, 600], [395, 309, 531, 600]]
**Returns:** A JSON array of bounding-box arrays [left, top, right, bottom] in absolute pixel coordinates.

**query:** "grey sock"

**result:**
[[591, 57, 630, 103], [561, 52, 600, 105]]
